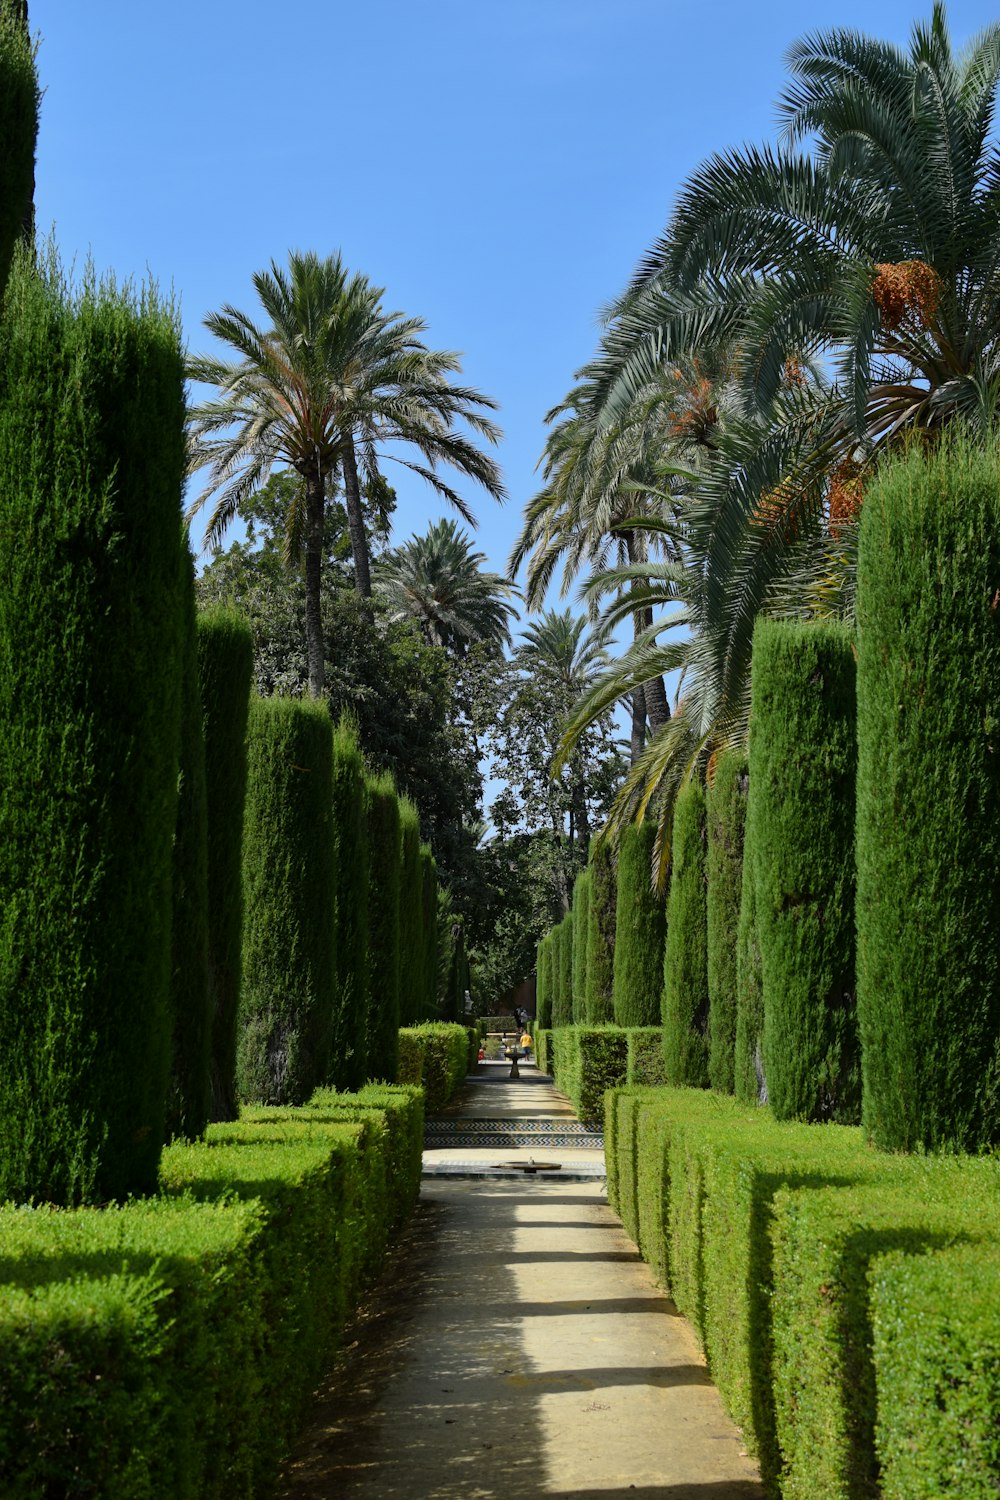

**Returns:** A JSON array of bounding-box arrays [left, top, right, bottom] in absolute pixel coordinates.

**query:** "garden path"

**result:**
[[278, 1065, 764, 1500]]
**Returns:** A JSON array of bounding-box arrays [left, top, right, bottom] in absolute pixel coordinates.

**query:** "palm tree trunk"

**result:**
[[631, 685, 647, 765], [304, 468, 325, 697], [341, 433, 372, 599], [625, 531, 670, 734]]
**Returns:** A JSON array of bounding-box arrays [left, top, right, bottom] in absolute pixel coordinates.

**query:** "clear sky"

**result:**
[[30, 0, 999, 609]]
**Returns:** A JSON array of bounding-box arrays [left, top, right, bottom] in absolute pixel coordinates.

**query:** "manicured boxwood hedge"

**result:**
[[605, 1086, 1000, 1498], [545, 1025, 628, 1124], [626, 1028, 667, 1087], [396, 1023, 470, 1114], [0, 1087, 422, 1498]]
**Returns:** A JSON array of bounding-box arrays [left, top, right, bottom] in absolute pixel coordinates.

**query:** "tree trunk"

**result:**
[[341, 433, 372, 599], [625, 531, 670, 734], [631, 685, 647, 765], [304, 467, 325, 697], [571, 758, 590, 856]]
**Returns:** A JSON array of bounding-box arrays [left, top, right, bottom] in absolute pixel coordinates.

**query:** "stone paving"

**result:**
[[278, 1065, 766, 1499]]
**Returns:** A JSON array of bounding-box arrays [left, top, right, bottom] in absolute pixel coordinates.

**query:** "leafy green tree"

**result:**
[[188, 251, 504, 696]]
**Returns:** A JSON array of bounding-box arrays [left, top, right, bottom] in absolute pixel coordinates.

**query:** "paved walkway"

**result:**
[[278, 1069, 765, 1500]]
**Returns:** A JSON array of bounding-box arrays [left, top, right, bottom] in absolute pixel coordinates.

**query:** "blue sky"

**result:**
[[31, 0, 999, 613]]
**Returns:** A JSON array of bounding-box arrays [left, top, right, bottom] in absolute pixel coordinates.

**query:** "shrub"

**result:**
[[534, 1028, 552, 1077], [238, 696, 336, 1105], [585, 839, 617, 1022], [197, 607, 253, 1123], [872, 1245, 1000, 1500], [662, 782, 710, 1087], [329, 716, 368, 1090], [734, 829, 765, 1105], [613, 823, 665, 1026], [552, 916, 574, 1028], [706, 751, 747, 1094], [167, 541, 212, 1142], [0, 255, 186, 1204], [571, 870, 591, 1021], [0, 11, 37, 300], [547, 1026, 628, 1124], [750, 618, 859, 1124], [397, 797, 423, 1025], [419, 845, 438, 1019], [856, 437, 1000, 1151], [365, 772, 402, 1079], [396, 1023, 468, 1113], [626, 1028, 666, 1086]]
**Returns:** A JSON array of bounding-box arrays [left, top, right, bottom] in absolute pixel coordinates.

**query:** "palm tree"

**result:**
[[187, 250, 505, 696], [378, 518, 519, 654], [515, 610, 612, 853]]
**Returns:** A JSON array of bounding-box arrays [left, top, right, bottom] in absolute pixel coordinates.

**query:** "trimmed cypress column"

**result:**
[[662, 782, 710, 1087], [329, 716, 368, 1090], [706, 751, 748, 1094], [365, 772, 402, 1079], [612, 823, 665, 1027], [571, 870, 591, 1022], [585, 839, 617, 1023]]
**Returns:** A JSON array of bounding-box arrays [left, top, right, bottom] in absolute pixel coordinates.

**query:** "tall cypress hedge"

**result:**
[[662, 782, 710, 1087], [365, 772, 402, 1080], [536, 935, 553, 1028], [0, 256, 186, 1204], [552, 915, 574, 1028], [419, 844, 438, 1020], [734, 828, 766, 1105], [706, 751, 747, 1094], [329, 716, 368, 1090], [856, 437, 1000, 1151], [238, 696, 336, 1106], [571, 870, 591, 1022], [397, 797, 423, 1026], [751, 618, 859, 1124], [0, 11, 37, 299], [612, 823, 665, 1027], [197, 606, 253, 1122], [585, 839, 616, 1023], [166, 541, 212, 1141]]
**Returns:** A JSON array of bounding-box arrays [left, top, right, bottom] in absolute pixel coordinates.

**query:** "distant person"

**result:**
[[520, 1031, 532, 1055]]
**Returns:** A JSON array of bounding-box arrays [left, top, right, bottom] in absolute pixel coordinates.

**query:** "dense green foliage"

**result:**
[[606, 1086, 1000, 1496], [612, 823, 665, 1026], [419, 844, 438, 1019], [0, 256, 186, 1205], [365, 772, 402, 1079], [552, 915, 574, 1027], [626, 1028, 667, 1086], [397, 797, 424, 1025], [872, 1245, 1000, 1500], [535, 935, 553, 1028], [239, 697, 336, 1105], [167, 543, 212, 1141], [585, 839, 616, 1023], [856, 439, 1000, 1151], [0, 10, 37, 300], [706, 752, 746, 1094], [396, 1023, 470, 1113], [662, 782, 709, 1087], [196, 607, 253, 1121], [548, 1025, 629, 1123], [750, 619, 859, 1124], [571, 870, 591, 1021], [329, 716, 368, 1090], [734, 825, 765, 1105]]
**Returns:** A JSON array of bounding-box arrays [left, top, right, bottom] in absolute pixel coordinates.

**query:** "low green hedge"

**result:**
[[547, 1026, 629, 1124], [872, 1244, 1000, 1500], [626, 1027, 667, 1086], [395, 1023, 470, 1114], [605, 1085, 1000, 1498], [0, 1086, 422, 1499]]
